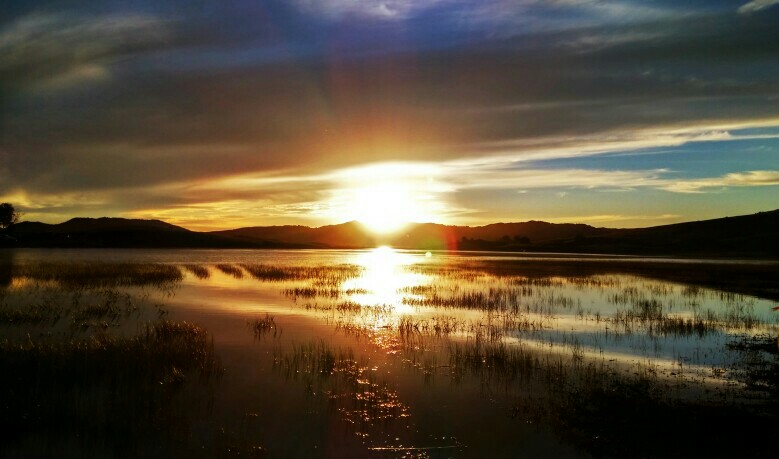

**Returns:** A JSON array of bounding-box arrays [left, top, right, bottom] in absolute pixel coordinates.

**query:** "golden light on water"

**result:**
[[344, 246, 428, 315]]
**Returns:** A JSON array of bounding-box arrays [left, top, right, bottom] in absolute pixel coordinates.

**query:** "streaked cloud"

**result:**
[[542, 214, 682, 225], [738, 0, 779, 14], [291, 0, 430, 19], [661, 170, 779, 193], [0, 12, 169, 90]]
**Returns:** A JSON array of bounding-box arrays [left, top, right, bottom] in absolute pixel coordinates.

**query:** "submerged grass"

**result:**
[[241, 263, 362, 285], [14, 262, 183, 290], [248, 314, 279, 339], [181, 264, 211, 280], [214, 263, 243, 279], [350, 321, 779, 457], [2, 254, 778, 457], [0, 300, 62, 325], [0, 320, 222, 456], [412, 258, 779, 301], [0, 287, 143, 330], [273, 340, 414, 450]]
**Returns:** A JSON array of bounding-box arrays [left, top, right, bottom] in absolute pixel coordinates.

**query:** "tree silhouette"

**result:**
[[0, 203, 20, 230]]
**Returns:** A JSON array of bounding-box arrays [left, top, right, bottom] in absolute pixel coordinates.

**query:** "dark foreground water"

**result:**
[[0, 248, 778, 458]]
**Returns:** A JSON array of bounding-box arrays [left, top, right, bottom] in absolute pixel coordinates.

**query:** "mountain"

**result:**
[[3, 210, 778, 258], [7, 218, 276, 248], [210, 220, 607, 251], [533, 210, 779, 258], [212, 221, 376, 248], [215, 209, 778, 257]]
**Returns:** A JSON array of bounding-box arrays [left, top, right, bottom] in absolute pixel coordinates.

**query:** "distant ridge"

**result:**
[[7, 218, 302, 249], [3, 210, 778, 258], [57, 218, 188, 233]]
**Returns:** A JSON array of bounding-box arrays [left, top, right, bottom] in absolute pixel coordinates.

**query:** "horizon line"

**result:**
[[10, 207, 778, 233]]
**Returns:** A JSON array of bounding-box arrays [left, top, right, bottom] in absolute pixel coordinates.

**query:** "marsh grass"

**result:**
[[412, 258, 779, 301], [214, 263, 244, 279], [400, 263, 771, 346], [0, 320, 222, 456], [271, 259, 779, 396], [248, 314, 279, 339], [182, 264, 211, 280], [283, 286, 368, 299], [370, 321, 778, 457], [0, 299, 62, 324], [516, 370, 779, 458], [273, 341, 413, 448], [398, 315, 466, 336], [2, 255, 777, 457], [726, 334, 779, 395], [0, 287, 145, 332], [242, 263, 362, 285], [283, 286, 333, 298], [15, 262, 183, 290]]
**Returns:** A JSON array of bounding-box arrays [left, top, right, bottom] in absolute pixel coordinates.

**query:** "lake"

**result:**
[[1, 248, 778, 458]]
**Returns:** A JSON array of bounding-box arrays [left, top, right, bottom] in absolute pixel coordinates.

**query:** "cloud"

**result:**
[[738, 0, 779, 14], [464, 0, 677, 33], [661, 170, 779, 193], [2, 3, 779, 228], [4, 5, 779, 182], [290, 0, 430, 19], [542, 214, 681, 224], [0, 12, 169, 90], [444, 163, 779, 194]]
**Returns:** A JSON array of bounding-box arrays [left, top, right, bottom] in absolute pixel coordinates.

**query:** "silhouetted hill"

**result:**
[[56, 218, 188, 233], [213, 209, 779, 257], [6, 218, 295, 249], [381, 221, 607, 250], [3, 210, 777, 258], [213, 221, 376, 248], [544, 210, 779, 258]]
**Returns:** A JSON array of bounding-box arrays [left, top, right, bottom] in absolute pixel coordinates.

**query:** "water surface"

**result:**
[[1, 248, 777, 458]]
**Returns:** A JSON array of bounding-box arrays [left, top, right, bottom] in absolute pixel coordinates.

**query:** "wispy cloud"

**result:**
[[290, 0, 432, 19], [738, 0, 779, 14], [661, 170, 779, 193], [445, 164, 779, 194], [542, 214, 681, 225], [0, 12, 168, 90]]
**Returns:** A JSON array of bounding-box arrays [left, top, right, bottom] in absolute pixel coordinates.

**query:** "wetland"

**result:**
[[1, 248, 777, 458]]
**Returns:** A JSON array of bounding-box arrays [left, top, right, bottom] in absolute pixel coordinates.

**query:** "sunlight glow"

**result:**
[[328, 162, 451, 234], [347, 183, 420, 233], [344, 247, 428, 316]]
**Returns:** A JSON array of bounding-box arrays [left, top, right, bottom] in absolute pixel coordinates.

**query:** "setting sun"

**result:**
[[346, 183, 420, 233], [328, 162, 449, 233]]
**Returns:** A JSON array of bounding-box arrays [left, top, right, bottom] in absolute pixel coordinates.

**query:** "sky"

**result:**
[[1, 0, 778, 231]]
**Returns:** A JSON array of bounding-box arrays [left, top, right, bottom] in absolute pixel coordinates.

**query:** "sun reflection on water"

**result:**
[[343, 247, 429, 317]]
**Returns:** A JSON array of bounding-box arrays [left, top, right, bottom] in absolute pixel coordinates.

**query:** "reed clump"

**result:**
[[241, 263, 362, 285], [248, 314, 278, 339], [181, 264, 211, 280], [0, 320, 222, 453], [15, 262, 183, 289], [273, 341, 411, 434], [214, 263, 244, 279]]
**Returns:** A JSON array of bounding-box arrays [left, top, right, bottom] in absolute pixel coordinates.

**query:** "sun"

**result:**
[[329, 162, 447, 234], [347, 183, 420, 233]]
